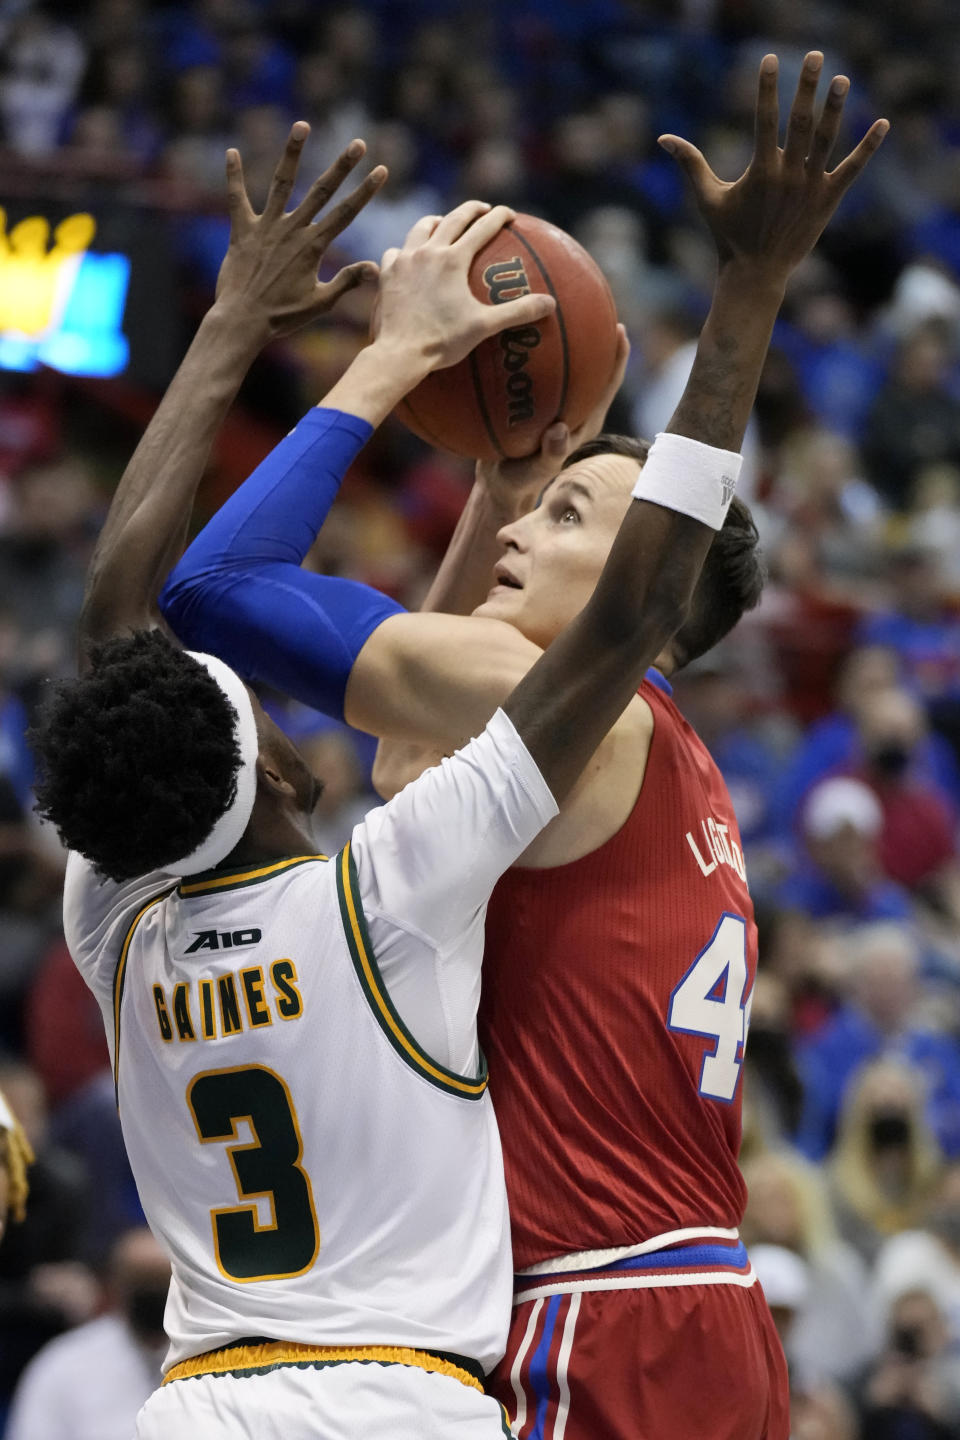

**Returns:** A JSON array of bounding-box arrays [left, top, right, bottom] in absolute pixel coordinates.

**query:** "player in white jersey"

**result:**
[[31, 124, 737, 1439]]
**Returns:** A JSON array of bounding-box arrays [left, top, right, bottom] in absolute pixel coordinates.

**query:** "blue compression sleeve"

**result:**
[[159, 407, 406, 720]]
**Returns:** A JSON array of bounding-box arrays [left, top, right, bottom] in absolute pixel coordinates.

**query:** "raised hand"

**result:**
[[659, 52, 888, 283], [215, 122, 387, 341], [374, 201, 556, 372]]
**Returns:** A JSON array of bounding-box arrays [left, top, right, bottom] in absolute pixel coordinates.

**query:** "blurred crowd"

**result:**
[[4, 1, 960, 1437]]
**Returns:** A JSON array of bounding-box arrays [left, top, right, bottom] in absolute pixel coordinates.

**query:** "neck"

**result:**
[[218, 814, 315, 872]]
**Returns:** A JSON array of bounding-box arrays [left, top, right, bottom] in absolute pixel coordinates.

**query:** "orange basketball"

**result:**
[[396, 214, 620, 462]]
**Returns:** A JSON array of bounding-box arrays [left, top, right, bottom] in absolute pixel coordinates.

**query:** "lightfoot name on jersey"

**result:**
[[685, 814, 747, 882], [152, 959, 304, 1044]]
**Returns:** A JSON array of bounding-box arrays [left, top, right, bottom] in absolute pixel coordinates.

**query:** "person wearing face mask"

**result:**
[[852, 687, 960, 919], [795, 924, 960, 1160], [858, 1287, 960, 1438], [828, 1059, 943, 1264], [4, 1227, 170, 1440]]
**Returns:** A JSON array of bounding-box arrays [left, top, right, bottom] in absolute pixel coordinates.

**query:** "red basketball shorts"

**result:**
[[489, 1277, 789, 1440]]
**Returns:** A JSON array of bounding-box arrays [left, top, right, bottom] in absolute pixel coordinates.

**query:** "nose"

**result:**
[[496, 511, 531, 551]]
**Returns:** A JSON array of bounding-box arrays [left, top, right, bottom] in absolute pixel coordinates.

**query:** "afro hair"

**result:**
[[31, 630, 244, 881]]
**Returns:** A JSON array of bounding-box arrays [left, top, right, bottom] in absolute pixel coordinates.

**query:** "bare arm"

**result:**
[[371, 52, 888, 800], [78, 125, 386, 670], [505, 53, 888, 799]]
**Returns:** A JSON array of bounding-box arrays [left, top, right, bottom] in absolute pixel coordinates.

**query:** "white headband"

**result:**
[[164, 652, 260, 876]]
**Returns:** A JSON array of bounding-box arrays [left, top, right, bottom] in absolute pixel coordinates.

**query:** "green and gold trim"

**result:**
[[163, 1340, 484, 1393], [178, 855, 327, 898], [113, 886, 176, 1097], [336, 843, 488, 1100]]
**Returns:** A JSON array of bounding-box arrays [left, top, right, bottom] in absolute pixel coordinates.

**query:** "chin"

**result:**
[[473, 590, 523, 622]]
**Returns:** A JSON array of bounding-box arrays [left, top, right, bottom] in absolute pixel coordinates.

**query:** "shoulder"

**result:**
[[63, 853, 174, 1003]]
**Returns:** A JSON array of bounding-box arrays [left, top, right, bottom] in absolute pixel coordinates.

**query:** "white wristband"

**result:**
[[631, 432, 742, 531]]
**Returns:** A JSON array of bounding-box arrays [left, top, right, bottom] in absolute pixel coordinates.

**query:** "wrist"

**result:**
[[475, 465, 540, 523], [366, 335, 434, 390], [203, 299, 272, 359], [715, 257, 788, 307], [321, 339, 432, 428]]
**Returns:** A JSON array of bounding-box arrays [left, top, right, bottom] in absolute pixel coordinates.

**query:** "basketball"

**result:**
[[396, 214, 620, 462]]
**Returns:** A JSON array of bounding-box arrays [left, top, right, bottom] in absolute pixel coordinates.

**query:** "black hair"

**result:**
[[31, 630, 244, 882], [562, 432, 765, 668]]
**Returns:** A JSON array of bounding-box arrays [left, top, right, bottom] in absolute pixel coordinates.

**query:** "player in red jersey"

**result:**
[[156, 54, 887, 1440]]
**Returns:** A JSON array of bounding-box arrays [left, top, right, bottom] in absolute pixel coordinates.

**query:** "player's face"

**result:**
[[473, 453, 640, 648]]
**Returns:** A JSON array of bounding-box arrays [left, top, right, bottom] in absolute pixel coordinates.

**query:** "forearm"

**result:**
[[159, 404, 405, 721], [667, 260, 783, 447], [80, 301, 264, 655], [419, 475, 538, 616]]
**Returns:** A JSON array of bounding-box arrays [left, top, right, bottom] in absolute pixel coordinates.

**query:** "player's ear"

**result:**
[[256, 754, 297, 801]]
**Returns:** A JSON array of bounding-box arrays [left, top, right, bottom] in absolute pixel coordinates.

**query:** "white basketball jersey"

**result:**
[[64, 711, 557, 1375]]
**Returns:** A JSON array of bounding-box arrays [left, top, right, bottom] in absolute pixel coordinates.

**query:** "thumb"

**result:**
[[482, 291, 556, 336], [658, 135, 716, 193], [543, 422, 570, 458], [316, 261, 378, 310]]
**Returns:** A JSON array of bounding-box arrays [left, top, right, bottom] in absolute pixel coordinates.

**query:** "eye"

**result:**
[[552, 501, 580, 525]]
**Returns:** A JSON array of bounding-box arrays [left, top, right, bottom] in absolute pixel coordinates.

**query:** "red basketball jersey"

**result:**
[[479, 677, 757, 1272]]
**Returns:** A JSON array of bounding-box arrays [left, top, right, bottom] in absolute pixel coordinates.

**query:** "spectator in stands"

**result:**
[[863, 325, 960, 510], [859, 541, 960, 697], [778, 777, 914, 926], [741, 1150, 880, 1385], [797, 924, 960, 1159], [873, 1162, 960, 1349], [858, 1288, 960, 1438], [850, 686, 960, 916], [828, 1059, 943, 1263], [0, 1059, 97, 1409], [770, 646, 951, 837], [5, 1227, 168, 1440], [0, 8, 86, 156], [0, 1087, 32, 1249]]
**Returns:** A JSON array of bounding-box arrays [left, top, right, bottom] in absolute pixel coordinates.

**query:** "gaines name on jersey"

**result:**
[[153, 926, 304, 1043]]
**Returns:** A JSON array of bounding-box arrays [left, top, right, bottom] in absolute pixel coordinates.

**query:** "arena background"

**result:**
[[2, 2, 960, 1436]]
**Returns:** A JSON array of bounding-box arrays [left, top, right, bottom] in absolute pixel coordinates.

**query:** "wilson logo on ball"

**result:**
[[500, 325, 541, 426], [482, 257, 531, 304]]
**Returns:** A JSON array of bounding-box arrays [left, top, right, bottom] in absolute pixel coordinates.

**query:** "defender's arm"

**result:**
[[78, 127, 384, 672]]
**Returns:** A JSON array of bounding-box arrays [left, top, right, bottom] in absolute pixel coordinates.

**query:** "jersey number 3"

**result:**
[[187, 1065, 319, 1282], [667, 914, 752, 1103]]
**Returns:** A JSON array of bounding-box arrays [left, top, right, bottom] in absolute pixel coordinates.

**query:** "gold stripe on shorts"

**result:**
[[162, 1340, 483, 1393]]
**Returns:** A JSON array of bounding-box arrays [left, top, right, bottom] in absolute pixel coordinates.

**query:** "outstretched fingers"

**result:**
[[225, 147, 255, 229], [312, 164, 388, 247], [291, 139, 367, 225], [754, 54, 780, 169], [827, 117, 890, 193], [657, 135, 720, 203], [262, 121, 310, 222], [782, 51, 823, 171], [806, 75, 850, 173]]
